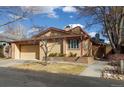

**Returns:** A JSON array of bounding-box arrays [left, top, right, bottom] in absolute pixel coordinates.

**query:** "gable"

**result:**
[[65, 26, 91, 39], [32, 28, 70, 39], [68, 27, 82, 34], [41, 30, 67, 37], [32, 26, 92, 41]]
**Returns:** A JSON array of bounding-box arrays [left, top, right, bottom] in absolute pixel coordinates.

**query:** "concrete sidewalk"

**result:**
[[80, 61, 107, 77], [0, 59, 32, 67]]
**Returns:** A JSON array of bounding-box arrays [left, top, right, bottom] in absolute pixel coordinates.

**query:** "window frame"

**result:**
[[68, 39, 80, 49]]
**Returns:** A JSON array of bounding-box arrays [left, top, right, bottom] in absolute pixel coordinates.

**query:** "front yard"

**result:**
[[11, 62, 86, 75]]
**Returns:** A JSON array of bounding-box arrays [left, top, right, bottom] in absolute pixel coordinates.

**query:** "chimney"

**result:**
[[64, 25, 72, 31]]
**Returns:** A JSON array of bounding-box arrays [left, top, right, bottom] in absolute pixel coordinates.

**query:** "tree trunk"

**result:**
[[103, 13, 118, 54], [120, 60, 124, 74], [44, 53, 48, 63]]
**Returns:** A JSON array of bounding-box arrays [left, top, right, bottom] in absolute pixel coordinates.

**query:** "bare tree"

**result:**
[[75, 6, 124, 54], [31, 25, 61, 64], [0, 6, 50, 39], [0, 6, 47, 28], [4, 23, 27, 40], [40, 39, 48, 64], [0, 7, 28, 27], [40, 38, 59, 65], [29, 24, 47, 38]]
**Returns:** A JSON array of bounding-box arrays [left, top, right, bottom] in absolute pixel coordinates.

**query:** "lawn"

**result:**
[[11, 62, 86, 75]]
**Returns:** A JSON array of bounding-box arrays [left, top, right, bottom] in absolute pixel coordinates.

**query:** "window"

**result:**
[[68, 39, 79, 49]]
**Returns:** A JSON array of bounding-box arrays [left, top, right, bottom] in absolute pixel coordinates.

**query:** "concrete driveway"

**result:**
[[0, 59, 123, 87]]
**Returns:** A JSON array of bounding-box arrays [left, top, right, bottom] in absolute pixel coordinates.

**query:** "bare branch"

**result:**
[[76, 6, 124, 53]]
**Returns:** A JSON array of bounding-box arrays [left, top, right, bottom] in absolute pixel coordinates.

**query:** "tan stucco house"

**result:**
[[11, 26, 106, 60]]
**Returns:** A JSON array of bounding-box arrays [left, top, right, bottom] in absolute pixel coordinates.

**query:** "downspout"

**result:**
[[80, 36, 83, 56], [63, 37, 66, 55], [19, 44, 21, 59]]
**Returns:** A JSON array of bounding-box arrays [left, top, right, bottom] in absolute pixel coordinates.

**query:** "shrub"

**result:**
[[73, 53, 77, 57], [68, 52, 77, 57], [48, 53, 57, 57], [58, 53, 66, 57]]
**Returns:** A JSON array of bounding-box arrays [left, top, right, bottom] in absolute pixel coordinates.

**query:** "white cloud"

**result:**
[[9, 14, 21, 19], [21, 6, 60, 18], [65, 24, 84, 30], [0, 31, 4, 33], [68, 24, 84, 28], [89, 32, 97, 37], [62, 6, 77, 13], [47, 13, 58, 18], [8, 14, 28, 20], [105, 39, 110, 44], [9, 6, 77, 19]]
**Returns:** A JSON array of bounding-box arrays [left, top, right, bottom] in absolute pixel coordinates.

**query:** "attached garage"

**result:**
[[20, 45, 39, 60]]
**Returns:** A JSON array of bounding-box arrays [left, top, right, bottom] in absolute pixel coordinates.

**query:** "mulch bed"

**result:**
[[108, 54, 124, 61], [102, 54, 124, 80]]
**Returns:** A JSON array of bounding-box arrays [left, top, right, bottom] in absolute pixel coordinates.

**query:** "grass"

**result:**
[[11, 62, 86, 75]]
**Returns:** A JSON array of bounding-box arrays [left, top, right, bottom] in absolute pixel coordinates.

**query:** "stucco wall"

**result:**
[[48, 41, 62, 54], [66, 49, 81, 56], [92, 45, 106, 58], [82, 39, 92, 56], [11, 43, 20, 59], [105, 45, 112, 55], [39, 40, 62, 60]]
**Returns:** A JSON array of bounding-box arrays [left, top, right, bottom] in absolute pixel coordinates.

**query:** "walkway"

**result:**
[[80, 61, 107, 77]]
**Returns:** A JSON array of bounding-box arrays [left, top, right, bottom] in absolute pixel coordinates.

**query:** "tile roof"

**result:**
[[10, 26, 106, 46]]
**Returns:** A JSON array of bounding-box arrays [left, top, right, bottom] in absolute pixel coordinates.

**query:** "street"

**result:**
[[0, 67, 123, 87]]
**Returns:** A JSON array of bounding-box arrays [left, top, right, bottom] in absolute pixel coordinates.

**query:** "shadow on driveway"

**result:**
[[0, 67, 123, 87]]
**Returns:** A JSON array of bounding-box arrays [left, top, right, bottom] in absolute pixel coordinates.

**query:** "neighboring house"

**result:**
[[92, 33, 105, 44], [0, 41, 9, 57], [0, 33, 18, 58], [10, 26, 106, 60]]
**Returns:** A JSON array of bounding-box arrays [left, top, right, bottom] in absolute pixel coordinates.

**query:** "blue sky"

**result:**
[[20, 7, 86, 29], [0, 6, 108, 42]]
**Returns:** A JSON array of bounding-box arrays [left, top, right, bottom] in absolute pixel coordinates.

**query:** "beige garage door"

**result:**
[[20, 45, 39, 60]]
